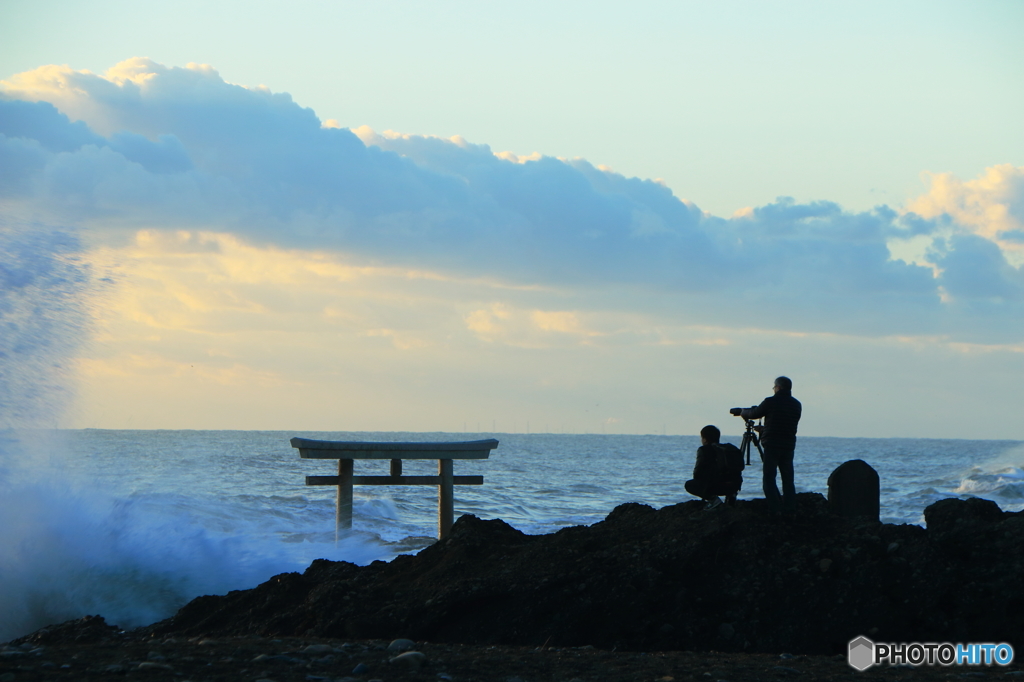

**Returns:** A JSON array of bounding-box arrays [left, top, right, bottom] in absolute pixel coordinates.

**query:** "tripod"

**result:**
[[739, 418, 765, 466]]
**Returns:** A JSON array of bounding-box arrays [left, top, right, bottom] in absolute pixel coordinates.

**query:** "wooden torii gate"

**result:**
[[291, 437, 499, 539]]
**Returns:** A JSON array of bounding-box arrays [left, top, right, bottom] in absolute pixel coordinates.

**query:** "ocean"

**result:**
[[1, 428, 1022, 643]]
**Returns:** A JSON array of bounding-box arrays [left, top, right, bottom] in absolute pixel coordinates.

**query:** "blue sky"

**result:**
[[1, 1, 1022, 438]]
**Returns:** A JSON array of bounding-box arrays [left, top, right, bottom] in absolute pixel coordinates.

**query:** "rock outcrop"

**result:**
[[133, 494, 1022, 655]]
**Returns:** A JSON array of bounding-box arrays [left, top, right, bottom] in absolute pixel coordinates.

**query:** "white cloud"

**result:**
[[2, 55, 1024, 432], [905, 164, 1024, 266], [2, 58, 1022, 360], [531, 310, 585, 334]]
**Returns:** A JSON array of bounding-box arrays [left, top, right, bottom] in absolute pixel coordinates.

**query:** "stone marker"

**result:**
[[827, 459, 879, 521]]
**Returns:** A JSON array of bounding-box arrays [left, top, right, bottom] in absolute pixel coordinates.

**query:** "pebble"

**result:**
[[771, 666, 801, 675], [0, 674, 14, 682], [303, 644, 335, 654], [388, 638, 417, 653], [137, 661, 174, 670], [390, 651, 428, 670], [352, 662, 370, 674], [147, 650, 167, 661]]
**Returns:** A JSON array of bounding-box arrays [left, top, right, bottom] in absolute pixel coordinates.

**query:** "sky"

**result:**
[[1, 0, 1022, 439]]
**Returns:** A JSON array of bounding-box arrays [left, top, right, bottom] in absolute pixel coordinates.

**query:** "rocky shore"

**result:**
[[141, 493, 1023, 654], [6, 494, 1022, 680]]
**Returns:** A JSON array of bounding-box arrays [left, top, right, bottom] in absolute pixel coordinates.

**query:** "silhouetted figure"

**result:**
[[740, 376, 801, 515], [685, 425, 743, 510]]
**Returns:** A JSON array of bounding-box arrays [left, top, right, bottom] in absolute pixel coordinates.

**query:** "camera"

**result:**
[[729, 407, 743, 416]]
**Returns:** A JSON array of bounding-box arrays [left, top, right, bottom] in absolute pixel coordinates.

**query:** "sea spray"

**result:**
[[954, 444, 1024, 503], [0, 221, 397, 642], [1, 219, 95, 639], [0, 435, 389, 641], [0, 221, 88, 428]]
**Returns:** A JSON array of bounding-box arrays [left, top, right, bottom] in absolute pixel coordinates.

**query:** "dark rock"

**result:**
[[827, 460, 879, 521], [68, 494, 1024, 656], [10, 615, 122, 646], [924, 496, 1003, 535]]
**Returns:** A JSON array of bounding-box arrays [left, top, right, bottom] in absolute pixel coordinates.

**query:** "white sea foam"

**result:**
[[0, 431, 398, 642], [953, 449, 1024, 500], [0, 222, 397, 642]]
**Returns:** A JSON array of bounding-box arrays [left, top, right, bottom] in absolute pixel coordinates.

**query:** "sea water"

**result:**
[[1, 427, 1021, 642]]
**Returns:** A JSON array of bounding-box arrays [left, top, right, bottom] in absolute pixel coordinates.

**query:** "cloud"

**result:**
[[929, 233, 1024, 301], [2, 58, 1022, 344], [907, 164, 1024, 265]]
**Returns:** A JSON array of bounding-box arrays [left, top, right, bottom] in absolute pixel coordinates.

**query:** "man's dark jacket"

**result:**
[[693, 444, 742, 492], [741, 389, 802, 450], [693, 444, 720, 482]]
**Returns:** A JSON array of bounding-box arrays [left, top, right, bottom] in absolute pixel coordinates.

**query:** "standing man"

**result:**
[[739, 376, 801, 515]]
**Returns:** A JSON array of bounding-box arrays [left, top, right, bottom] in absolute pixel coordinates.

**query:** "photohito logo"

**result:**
[[848, 636, 1015, 671]]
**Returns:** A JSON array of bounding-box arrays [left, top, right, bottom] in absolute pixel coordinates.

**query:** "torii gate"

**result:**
[[291, 437, 499, 539]]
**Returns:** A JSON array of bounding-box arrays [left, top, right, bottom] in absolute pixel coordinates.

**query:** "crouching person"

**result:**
[[685, 424, 744, 509]]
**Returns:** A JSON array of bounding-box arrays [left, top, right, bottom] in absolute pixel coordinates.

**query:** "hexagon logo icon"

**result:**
[[848, 636, 875, 671]]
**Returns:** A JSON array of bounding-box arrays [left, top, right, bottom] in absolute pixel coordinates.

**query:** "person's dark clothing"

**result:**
[[691, 444, 719, 482], [740, 390, 802, 450], [686, 443, 741, 502], [741, 389, 801, 513], [761, 446, 796, 512]]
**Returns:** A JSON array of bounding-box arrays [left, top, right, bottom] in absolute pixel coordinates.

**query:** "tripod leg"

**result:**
[[752, 434, 765, 462]]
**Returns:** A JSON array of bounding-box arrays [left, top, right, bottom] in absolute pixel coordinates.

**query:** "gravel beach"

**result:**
[[3, 630, 1002, 682]]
